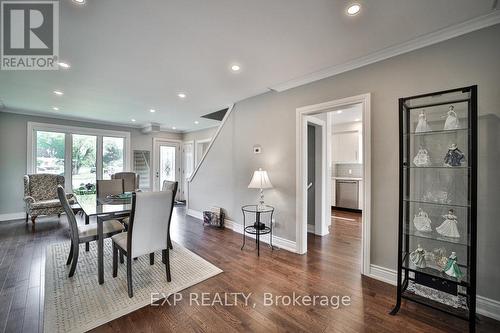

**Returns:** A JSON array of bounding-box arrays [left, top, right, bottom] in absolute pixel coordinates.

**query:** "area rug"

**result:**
[[44, 239, 222, 333]]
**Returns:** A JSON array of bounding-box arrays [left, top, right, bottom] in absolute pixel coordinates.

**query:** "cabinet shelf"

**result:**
[[403, 199, 470, 209], [405, 231, 469, 247], [406, 128, 469, 136]]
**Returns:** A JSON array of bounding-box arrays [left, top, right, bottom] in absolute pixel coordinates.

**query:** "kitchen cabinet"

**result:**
[[332, 130, 362, 164]]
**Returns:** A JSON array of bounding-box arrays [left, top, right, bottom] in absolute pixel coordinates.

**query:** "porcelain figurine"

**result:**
[[413, 208, 432, 232], [443, 252, 463, 279], [413, 148, 431, 167], [432, 248, 449, 270], [436, 209, 460, 238], [444, 143, 465, 167], [444, 105, 460, 130], [410, 244, 427, 268], [415, 110, 431, 133]]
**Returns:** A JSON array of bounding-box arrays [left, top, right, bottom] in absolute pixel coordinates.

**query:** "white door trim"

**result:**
[[305, 116, 328, 236], [181, 140, 195, 200], [296, 93, 371, 276]]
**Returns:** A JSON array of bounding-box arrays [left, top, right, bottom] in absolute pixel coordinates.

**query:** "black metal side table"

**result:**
[[241, 204, 274, 256]]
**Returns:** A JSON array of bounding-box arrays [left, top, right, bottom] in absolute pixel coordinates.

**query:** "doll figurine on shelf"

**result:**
[[443, 252, 463, 280], [409, 244, 427, 268], [444, 105, 460, 130], [413, 208, 432, 232], [436, 209, 460, 238], [444, 143, 465, 167], [415, 110, 431, 133], [413, 147, 431, 167]]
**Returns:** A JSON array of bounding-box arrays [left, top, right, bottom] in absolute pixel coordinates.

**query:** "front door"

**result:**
[[153, 140, 180, 199]]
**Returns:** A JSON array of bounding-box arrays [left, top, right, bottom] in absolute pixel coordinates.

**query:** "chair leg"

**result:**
[[112, 243, 118, 278], [127, 256, 133, 298], [31, 215, 37, 224], [25, 213, 28, 223], [66, 240, 74, 265], [162, 249, 171, 282], [150, 253, 154, 265], [69, 243, 79, 277], [119, 250, 124, 264]]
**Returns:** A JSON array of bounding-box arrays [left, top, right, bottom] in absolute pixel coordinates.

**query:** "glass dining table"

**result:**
[[75, 194, 132, 284]]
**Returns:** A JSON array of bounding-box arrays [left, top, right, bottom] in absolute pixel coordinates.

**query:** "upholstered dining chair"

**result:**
[[112, 172, 140, 192], [111, 182, 178, 297], [57, 185, 124, 277], [96, 179, 124, 198], [162, 180, 177, 250]]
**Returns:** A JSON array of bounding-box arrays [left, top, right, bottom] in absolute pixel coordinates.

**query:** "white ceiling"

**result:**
[[331, 104, 363, 124], [0, 0, 497, 132]]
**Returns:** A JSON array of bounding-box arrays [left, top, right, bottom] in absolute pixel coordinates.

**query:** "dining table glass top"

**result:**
[[75, 193, 132, 216]]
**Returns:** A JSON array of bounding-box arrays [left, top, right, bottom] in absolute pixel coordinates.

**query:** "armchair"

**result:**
[[24, 174, 76, 224]]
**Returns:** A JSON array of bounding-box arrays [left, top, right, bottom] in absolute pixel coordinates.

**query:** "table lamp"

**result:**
[[248, 168, 273, 211]]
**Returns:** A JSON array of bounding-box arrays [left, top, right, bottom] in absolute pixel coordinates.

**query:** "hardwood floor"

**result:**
[[0, 207, 498, 332]]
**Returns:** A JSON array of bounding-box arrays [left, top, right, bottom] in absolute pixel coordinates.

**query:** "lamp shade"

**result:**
[[248, 168, 273, 189]]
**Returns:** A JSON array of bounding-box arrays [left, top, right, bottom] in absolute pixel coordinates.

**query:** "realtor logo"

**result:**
[[1, 0, 59, 70]]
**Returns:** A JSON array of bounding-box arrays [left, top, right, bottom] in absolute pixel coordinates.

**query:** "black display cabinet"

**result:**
[[390, 85, 477, 332]]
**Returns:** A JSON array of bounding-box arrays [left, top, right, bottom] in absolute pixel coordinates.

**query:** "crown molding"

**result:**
[[270, 11, 500, 92]]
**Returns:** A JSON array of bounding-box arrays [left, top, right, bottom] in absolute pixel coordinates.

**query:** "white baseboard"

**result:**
[[368, 264, 500, 320], [0, 212, 25, 222], [187, 209, 297, 253]]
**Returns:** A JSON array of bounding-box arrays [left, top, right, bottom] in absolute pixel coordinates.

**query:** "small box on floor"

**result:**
[[203, 207, 225, 228]]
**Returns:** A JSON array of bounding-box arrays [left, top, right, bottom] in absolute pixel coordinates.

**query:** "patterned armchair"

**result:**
[[24, 174, 76, 224]]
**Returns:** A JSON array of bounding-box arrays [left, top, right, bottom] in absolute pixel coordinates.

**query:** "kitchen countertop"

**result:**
[[332, 176, 363, 181]]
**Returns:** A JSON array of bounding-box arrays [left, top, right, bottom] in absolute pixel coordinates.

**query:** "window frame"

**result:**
[[27, 122, 131, 191]]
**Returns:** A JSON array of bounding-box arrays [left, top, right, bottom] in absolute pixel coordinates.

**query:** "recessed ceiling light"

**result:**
[[177, 92, 186, 99], [150, 109, 156, 113], [347, 3, 361, 16], [72, 0, 86, 4], [231, 64, 241, 72], [194, 121, 199, 124], [172, 126, 177, 130], [131, 118, 136, 122], [355, 118, 361, 122], [58, 62, 70, 69], [336, 110, 343, 114], [53, 90, 63, 96], [52, 107, 59, 111]]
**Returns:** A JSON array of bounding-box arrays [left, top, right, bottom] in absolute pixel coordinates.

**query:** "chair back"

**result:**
[[25, 174, 65, 201], [128, 182, 178, 258], [162, 180, 176, 192], [112, 172, 139, 192], [96, 179, 124, 198], [57, 185, 79, 244]]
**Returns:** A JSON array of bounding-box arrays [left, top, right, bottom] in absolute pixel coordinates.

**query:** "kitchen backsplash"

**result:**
[[333, 163, 363, 178]]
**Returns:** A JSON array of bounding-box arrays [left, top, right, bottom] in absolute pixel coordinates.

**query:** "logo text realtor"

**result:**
[[1, 0, 59, 70]]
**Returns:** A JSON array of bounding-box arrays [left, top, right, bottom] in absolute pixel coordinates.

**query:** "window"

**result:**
[[36, 131, 65, 175], [103, 137, 125, 179], [28, 122, 130, 193]]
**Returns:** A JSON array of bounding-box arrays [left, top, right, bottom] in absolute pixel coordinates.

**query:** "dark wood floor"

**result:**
[[0, 208, 498, 332]]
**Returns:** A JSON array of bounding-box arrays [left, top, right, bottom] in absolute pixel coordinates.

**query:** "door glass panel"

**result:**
[[72, 134, 97, 194], [103, 137, 124, 179], [36, 131, 65, 175], [160, 145, 176, 185]]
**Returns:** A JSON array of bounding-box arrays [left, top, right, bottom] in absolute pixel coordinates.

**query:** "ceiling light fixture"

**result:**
[[53, 107, 59, 111], [336, 110, 343, 114], [346, 3, 361, 16], [172, 126, 177, 130], [131, 118, 136, 122], [58, 62, 70, 69], [194, 121, 199, 124], [355, 118, 361, 122], [231, 64, 241, 72], [72, 0, 86, 4], [53, 90, 63, 96], [150, 109, 156, 113], [177, 92, 186, 99]]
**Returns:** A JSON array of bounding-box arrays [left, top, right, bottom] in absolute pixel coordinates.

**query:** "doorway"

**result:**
[[296, 93, 371, 275], [181, 141, 195, 201], [153, 139, 181, 199]]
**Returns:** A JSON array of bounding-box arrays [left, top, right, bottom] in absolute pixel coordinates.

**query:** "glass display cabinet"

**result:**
[[390, 86, 477, 332]]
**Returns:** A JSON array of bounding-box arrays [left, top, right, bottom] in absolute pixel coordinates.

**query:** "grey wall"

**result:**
[[189, 24, 500, 301], [182, 126, 217, 142], [0, 111, 181, 215]]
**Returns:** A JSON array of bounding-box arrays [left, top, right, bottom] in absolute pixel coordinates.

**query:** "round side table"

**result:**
[[241, 204, 274, 256]]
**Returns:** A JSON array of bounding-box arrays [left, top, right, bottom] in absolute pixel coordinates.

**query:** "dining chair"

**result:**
[[112, 172, 140, 192], [162, 180, 177, 250], [57, 185, 124, 277], [96, 179, 124, 198], [111, 182, 178, 297]]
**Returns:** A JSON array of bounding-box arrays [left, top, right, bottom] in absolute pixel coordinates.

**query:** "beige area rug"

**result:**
[[44, 239, 222, 333]]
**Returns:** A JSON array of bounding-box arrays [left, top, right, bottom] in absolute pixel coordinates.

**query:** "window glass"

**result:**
[[72, 134, 97, 194], [36, 131, 65, 175], [103, 137, 124, 179]]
